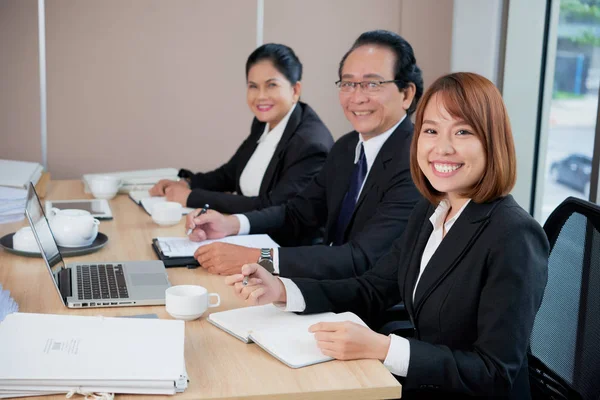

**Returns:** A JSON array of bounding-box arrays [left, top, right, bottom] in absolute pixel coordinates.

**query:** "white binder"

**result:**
[[0, 313, 187, 397]]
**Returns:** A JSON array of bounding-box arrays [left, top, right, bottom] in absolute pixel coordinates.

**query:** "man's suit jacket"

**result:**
[[244, 117, 422, 279], [186, 102, 333, 214], [293, 195, 549, 399]]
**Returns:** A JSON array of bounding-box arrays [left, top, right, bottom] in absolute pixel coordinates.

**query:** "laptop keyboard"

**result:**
[[76, 264, 129, 300]]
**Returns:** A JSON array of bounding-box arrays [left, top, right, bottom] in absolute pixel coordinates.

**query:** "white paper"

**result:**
[[0, 313, 184, 382], [0, 160, 43, 189], [82, 168, 178, 193], [156, 234, 280, 257], [140, 196, 195, 216]]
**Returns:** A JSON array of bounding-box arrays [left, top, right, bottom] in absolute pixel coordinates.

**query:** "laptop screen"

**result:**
[[25, 183, 66, 296]]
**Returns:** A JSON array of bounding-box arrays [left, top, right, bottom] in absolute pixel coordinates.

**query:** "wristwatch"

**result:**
[[257, 248, 275, 274]]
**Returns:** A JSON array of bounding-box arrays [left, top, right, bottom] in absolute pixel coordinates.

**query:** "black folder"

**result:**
[[151, 238, 199, 268]]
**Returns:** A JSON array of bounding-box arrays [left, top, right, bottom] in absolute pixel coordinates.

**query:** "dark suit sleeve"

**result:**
[[403, 212, 549, 395], [186, 138, 331, 213], [245, 153, 333, 241], [187, 137, 252, 194], [278, 166, 420, 279], [290, 225, 411, 323]]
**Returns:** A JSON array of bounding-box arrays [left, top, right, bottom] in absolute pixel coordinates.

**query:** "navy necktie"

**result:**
[[333, 143, 367, 245]]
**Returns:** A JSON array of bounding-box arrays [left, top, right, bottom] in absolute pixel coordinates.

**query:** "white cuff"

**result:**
[[234, 214, 250, 235], [273, 278, 306, 312], [383, 334, 410, 377], [272, 247, 280, 274]]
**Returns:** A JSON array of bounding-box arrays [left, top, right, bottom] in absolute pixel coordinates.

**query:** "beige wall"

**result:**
[[2, 0, 454, 179], [0, 0, 41, 164], [45, 0, 256, 178], [264, 0, 453, 140]]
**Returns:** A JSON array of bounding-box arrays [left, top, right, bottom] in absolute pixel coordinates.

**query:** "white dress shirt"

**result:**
[[236, 116, 405, 273], [239, 103, 297, 197], [279, 198, 472, 378]]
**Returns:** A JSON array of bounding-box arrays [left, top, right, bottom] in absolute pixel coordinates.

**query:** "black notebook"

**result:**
[[151, 239, 199, 268]]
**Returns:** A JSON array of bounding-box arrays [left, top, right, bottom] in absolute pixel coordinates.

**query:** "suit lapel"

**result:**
[[403, 205, 435, 318], [412, 200, 502, 318], [343, 118, 413, 238], [258, 104, 303, 195], [325, 134, 359, 237]]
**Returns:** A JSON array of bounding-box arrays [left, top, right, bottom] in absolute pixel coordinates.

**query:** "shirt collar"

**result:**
[[429, 198, 472, 230], [354, 114, 405, 166], [257, 102, 297, 143]]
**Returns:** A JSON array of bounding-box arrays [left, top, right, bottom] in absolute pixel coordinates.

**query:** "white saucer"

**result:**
[[166, 310, 202, 321]]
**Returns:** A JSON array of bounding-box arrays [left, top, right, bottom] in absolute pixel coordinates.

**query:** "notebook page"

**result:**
[[207, 304, 330, 343], [156, 235, 279, 257], [248, 311, 366, 368], [0, 160, 42, 189]]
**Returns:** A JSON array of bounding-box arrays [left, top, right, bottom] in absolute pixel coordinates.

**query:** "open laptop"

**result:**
[[25, 183, 171, 308]]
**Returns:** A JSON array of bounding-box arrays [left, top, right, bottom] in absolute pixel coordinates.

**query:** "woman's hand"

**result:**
[[224, 263, 287, 305], [149, 179, 188, 196], [309, 321, 391, 361]]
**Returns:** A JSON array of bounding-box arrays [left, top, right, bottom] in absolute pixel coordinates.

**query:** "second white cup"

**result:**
[[151, 202, 182, 226], [88, 176, 122, 200], [165, 285, 221, 321]]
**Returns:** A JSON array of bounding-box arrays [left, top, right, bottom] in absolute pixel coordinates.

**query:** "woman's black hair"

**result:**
[[338, 30, 423, 114], [246, 43, 302, 85]]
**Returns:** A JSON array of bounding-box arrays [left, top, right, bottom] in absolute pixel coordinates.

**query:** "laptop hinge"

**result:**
[[57, 267, 73, 302]]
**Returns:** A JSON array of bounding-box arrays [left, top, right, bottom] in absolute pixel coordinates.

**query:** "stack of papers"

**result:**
[[0, 284, 18, 323], [83, 168, 179, 194], [0, 186, 27, 224], [0, 160, 44, 189], [0, 313, 187, 398], [156, 234, 279, 257]]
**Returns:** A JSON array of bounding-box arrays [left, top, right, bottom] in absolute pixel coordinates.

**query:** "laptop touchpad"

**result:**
[[130, 273, 168, 286]]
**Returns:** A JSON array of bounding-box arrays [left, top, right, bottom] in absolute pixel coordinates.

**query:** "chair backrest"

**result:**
[[529, 197, 600, 400]]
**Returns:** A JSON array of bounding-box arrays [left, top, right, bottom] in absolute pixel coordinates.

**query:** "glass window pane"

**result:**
[[540, 0, 600, 222]]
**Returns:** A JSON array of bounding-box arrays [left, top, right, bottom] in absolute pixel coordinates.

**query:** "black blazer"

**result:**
[[244, 117, 422, 279], [186, 102, 333, 213], [293, 196, 549, 399]]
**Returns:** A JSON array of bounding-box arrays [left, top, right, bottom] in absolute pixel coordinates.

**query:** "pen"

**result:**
[[242, 275, 249, 286], [186, 204, 209, 236]]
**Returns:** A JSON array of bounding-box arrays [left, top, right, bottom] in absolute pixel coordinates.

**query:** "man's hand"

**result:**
[[149, 179, 188, 196], [224, 263, 287, 305], [186, 210, 240, 241], [309, 321, 391, 361], [194, 243, 259, 275], [165, 185, 192, 206]]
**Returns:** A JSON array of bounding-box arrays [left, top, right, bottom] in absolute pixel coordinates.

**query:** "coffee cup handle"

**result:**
[[208, 293, 221, 308]]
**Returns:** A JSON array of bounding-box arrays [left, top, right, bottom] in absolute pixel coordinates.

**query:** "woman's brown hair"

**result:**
[[410, 72, 516, 204]]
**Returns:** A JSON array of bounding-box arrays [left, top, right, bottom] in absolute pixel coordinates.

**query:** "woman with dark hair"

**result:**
[[225, 72, 549, 399], [150, 44, 333, 214]]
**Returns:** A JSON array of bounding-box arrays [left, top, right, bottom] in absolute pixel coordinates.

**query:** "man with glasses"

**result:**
[[186, 30, 423, 279]]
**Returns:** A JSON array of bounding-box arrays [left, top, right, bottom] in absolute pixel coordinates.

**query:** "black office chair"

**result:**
[[529, 197, 600, 400]]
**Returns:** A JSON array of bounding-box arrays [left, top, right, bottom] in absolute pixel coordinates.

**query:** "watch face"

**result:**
[[258, 259, 274, 273]]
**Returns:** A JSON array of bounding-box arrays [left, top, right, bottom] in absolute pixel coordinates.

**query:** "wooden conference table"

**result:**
[[0, 180, 402, 400]]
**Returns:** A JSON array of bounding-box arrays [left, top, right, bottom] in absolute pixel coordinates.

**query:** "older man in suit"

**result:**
[[186, 30, 423, 279]]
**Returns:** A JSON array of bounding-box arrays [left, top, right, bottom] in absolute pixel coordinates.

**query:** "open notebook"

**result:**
[[207, 304, 366, 368]]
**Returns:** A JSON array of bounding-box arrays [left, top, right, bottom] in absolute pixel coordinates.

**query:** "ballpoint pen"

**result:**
[[186, 204, 209, 236], [242, 275, 249, 286]]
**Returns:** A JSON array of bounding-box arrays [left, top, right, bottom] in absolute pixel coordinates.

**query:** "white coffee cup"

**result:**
[[151, 202, 182, 226], [13, 226, 40, 253], [88, 176, 121, 200], [165, 285, 221, 321]]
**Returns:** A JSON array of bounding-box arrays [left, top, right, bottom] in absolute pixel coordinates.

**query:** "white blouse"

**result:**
[[238, 103, 297, 197]]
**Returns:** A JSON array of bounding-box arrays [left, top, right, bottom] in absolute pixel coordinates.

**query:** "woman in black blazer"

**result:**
[[226, 73, 549, 399], [149, 44, 333, 214]]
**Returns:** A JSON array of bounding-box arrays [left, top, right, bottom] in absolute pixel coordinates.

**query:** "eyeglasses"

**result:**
[[335, 80, 401, 94]]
